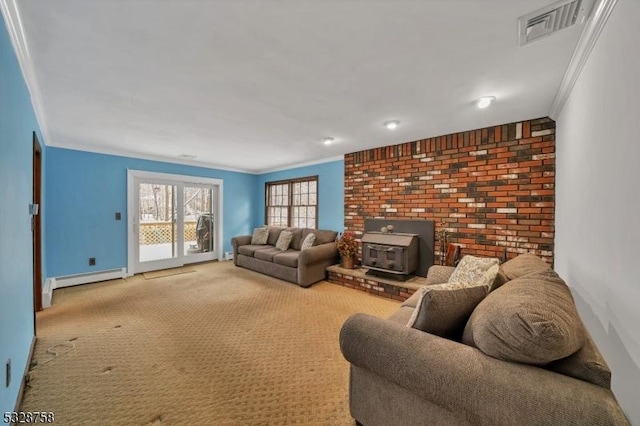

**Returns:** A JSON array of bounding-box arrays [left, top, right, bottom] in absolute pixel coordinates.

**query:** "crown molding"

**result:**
[[257, 155, 344, 175], [550, 0, 618, 119], [1, 0, 53, 146], [47, 141, 256, 174]]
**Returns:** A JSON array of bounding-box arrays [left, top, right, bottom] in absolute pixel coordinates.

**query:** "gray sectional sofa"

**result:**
[[231, 227, 339, 287], [340, 254, 629, 426]]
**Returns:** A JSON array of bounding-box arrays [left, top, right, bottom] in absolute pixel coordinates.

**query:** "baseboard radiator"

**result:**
[[42, 268, 127, 308]]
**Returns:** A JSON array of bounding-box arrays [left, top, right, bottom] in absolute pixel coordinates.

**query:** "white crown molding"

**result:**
[[257, 155, 344, 175], [48, 140, 344, 175], [1, 0, 53, 146], [550, 0, 618, 119], [47, 141, 256, 174]]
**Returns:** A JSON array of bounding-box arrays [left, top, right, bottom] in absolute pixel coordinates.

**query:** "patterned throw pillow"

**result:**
[[407, 282, 489, 338], [300, 233, 316, 250], [275, 230, 293, 251], [447, 255, 499, 286], [250, 227, 269, 245]]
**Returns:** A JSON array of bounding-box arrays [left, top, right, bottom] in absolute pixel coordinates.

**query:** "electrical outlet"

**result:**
[[5, 359, 10, 388], [115, 212, 121, 220], [89, 257, 96, 266]]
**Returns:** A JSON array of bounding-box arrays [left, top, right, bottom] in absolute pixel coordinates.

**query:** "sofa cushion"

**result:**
[[425, 265, 456, 286], [308, 229, 338, 246], [250, 227, 269, 245], [447, 255, 499, 286], [407, 282, 489, 339], [238, 244, 273, 257], [254, 247, 287, 262], [266, 227, 285, 245], [275, 230, 294, 251], [287, 228, 305, 250], [547, 332, 612, 388], [273, 251, 300, 268], [500, 253, 551, 280], [462, 269, 585, 365], [401, 290, 423, 308], [300, 233, 316, 250], [491, 267, 510, 291]]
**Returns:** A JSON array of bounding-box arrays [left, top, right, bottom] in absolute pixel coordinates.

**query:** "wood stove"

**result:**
[[361, 232, 419, 280]]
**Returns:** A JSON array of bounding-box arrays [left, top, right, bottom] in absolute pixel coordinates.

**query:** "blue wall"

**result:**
[[46, 148, 257, 277], [256, 160, 344, 232], [0, 17, 44, 414]]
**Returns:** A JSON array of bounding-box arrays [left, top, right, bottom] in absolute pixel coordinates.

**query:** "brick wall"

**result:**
[[344, 117, 555, 264]]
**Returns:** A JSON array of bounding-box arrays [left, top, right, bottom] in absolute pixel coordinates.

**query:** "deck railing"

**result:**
[[139, 221, 197, 245]]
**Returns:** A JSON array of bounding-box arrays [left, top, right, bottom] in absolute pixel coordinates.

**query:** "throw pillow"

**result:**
[[447, 255, 499, 286], [275, 230, 293, 251], [250, 227, 269, 245], [300, 233, 316, 250], [500, 253, 551, 280], [462, 269, 585, 365], [407, 282, 489, 338]]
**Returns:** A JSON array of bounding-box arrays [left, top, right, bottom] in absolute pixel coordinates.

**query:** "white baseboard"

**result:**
[[52, 268, 127, 289], [42, 278, 54, 309]]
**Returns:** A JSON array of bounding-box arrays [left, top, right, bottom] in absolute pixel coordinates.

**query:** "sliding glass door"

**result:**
[[128, 171, 223, 274]]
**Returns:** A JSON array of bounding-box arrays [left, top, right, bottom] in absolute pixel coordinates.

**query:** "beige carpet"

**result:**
[[21, 261, 399, 425], [143, 266, 197, 280]]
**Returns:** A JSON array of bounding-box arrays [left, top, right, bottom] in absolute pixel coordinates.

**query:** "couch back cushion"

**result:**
[[299, 229, 337, 248], [462, 269, 585, 365], [500, 253, 551, 280], [286, 228, 304, 250], [266, 227, 285, 245], [547, 331, 612, 388]]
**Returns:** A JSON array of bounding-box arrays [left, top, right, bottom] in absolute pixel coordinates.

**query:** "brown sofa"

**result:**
[[231, 227, 339, 287], [340, 254, 630, 426]]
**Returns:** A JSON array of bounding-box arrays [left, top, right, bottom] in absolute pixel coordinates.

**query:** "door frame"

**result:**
[[127, 170, 224, 275], [32, 132, 43, 316]]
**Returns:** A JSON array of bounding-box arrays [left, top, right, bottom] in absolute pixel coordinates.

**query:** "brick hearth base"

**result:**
[[327, 265, 429, 301]]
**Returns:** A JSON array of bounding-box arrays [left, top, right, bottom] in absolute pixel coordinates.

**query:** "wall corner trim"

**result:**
[[0, 0, 52, 145], [550, 0, 618, 119]]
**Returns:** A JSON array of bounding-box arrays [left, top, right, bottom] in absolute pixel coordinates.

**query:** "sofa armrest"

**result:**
[[340, 313, 629, 426], [296, 243, 339, 287], [231, 235, 252, 266], [425, 265, 456, 285], [298, 243, 338, 265]]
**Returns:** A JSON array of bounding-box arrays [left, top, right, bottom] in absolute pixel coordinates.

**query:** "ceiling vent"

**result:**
[[518, 0, 595, 46]]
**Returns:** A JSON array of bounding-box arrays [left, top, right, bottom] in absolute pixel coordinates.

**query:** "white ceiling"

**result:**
[[7, 1, 589, 173]]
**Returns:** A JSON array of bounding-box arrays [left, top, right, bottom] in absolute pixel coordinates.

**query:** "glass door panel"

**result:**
[[138, 183, 177, 263], [184, 186, 214, 256]]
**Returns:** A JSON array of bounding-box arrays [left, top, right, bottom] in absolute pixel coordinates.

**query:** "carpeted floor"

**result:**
[[20, 261, 399, 425]]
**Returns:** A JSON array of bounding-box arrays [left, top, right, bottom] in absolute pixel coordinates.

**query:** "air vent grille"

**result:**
[[519, 0, 594, 46]]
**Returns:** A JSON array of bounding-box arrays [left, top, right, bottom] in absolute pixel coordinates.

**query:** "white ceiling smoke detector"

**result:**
[[518, 0, 595, 46]]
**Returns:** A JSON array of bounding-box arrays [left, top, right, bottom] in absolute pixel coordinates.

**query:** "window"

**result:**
[[266, 176, 318, 228]]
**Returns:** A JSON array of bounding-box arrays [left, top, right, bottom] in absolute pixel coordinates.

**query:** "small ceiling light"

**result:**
[[475, 96, 496, 109], [384, 120, 400, 130], [322, 137, 335, 145]]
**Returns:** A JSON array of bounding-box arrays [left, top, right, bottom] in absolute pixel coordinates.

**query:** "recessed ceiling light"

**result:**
[[475, 96, 496, 109], [383, 120, 400, 130], [322, 137, 335, 145]]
